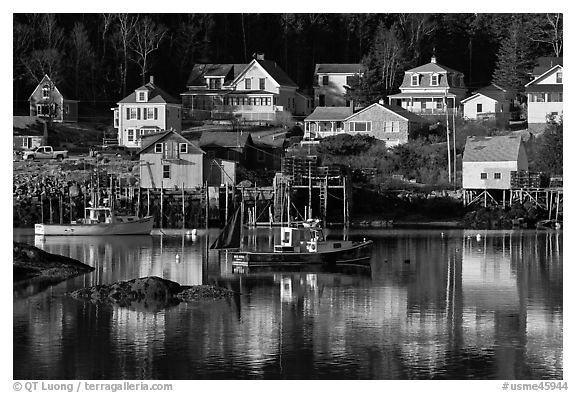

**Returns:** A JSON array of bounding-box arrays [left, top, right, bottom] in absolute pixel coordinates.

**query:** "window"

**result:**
[[318, 94, 325, 107], [431, 74, 439, 86], [263, 97, 271, 106], [480, 173, 487, 179], [411, 74, 419, 86], [155, 143, 163, 153], [128, 108, 137, 120], [477, 103, 483, 113], [259, 78, 266, 90], [42, 84, 50, 98], [494, 173, 501, 179], [163, 164, 170, 179], [208, 78, 221, 89], [245, 79, 251, 90], [146, 107, 154, 119], [349, 121, 371, 132], [386, 121, 400, 132], [322, 76, 329, 85], [556, 72, 562, 83], [138, 92, 145, 101], [179, 143, 188, 154], [257, 149, 265, 162], [127, 129, 134, 142]]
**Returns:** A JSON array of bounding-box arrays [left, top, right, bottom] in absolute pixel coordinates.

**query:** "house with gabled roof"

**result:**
[[313, 63, 364, 107], [28, 75, 78, 123], [388, 56, 466, 115], [303, 101, 427, 146], [199, 131, 256, 168], [462, 135, 528, 190], [181, 53, 306, 122], [138, 130, 204, 189], [461, 84, 514, 120], [112, 76, 182, 148], [13, 116, 46, 151], [525, 60, 562, 126]]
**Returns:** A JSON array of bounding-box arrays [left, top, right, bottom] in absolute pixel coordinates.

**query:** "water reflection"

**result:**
[[13, 229, 562, 379]]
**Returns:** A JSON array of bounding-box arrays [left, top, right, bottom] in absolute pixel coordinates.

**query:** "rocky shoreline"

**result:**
[[14, 241, 95, 283]]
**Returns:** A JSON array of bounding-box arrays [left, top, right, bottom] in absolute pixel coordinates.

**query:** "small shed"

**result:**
[[461, 84, 513, 120], [462, 135, 528, 190]]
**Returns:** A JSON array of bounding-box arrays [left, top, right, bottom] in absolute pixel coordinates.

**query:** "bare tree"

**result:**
[[129, 16, 167, 85], [530, 13, 563, 57], [116, 14, 139, 97], [397, 13, 437, 65]]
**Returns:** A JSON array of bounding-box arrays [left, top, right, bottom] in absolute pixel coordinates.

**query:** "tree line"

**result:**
[[13, 13, 562, 116]]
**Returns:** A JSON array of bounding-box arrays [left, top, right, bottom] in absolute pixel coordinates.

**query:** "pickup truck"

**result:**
[[22, 146, 69, 161]]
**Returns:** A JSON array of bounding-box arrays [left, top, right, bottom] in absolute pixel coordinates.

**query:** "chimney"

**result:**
[[256, 53, 265, 61], [149, 75, 155, 84], [378, 99, 385, 105], [431, 55, 437, 64]]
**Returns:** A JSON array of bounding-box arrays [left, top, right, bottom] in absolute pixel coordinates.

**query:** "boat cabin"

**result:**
[[274, 220, 350, 254]]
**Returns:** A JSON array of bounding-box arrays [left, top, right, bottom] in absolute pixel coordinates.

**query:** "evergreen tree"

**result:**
[[492, 18, 534, 92]]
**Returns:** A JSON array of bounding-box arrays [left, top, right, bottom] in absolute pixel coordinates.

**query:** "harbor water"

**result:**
[[13, 228, 562, 379]]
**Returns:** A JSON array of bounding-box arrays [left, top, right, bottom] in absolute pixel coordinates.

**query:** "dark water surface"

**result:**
[[13, 228, 562, 379]]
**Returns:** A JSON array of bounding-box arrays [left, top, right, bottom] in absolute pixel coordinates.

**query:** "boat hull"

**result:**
[[231, 240, 373, 268], [34, 216, 154, 236]]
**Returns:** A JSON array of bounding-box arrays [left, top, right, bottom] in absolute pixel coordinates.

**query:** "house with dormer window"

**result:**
[[388, 56, 466, 115], [181, 53, 310, 122], [28, 75, 78, 122], [112, 76, 182, 148], [525, 58, 563, 126]]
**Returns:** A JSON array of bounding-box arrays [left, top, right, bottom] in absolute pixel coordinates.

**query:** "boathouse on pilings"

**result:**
[[462, 135, 562, 218]]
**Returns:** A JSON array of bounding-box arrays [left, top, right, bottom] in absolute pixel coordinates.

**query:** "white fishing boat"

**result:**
[[35, 207, 154, 236]]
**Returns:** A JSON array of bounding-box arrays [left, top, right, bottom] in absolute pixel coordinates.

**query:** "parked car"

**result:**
[[22, 146, 69, 161]]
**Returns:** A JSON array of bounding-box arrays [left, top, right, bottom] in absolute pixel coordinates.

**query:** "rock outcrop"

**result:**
[[67, 276, 234, 311]]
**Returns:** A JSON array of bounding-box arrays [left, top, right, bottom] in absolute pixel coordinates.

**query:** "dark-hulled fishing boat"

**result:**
[[211, 211, 373, 268]]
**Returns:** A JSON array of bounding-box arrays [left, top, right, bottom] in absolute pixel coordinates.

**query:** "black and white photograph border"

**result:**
[[7, 1, 571, 391]]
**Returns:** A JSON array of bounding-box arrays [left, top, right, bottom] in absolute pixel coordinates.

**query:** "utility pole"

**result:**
[[445, 94, 452, 183]]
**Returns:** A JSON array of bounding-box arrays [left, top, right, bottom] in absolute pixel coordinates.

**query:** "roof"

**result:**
[[525, 65, 563, 87], [407, 61, 462, 75], [377, 104, 428, 123], [186, 64, 247, 87], [388, 92, 456, 98], [463, 135, 524, 162], [138, 130, 204, 155], [315, 64, 364, 74], [531, 57, 563, 77], [251, 131, 287, 149], [255, 59, 298, 87], [119, 82, 180, 104], [199, 131, 252, 148], [28, 74, 76, 101], [344, 103, 426, 123], [461, 84, 510, 104], [13, 116, 46, 136], [304, 106, 354, 121]]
